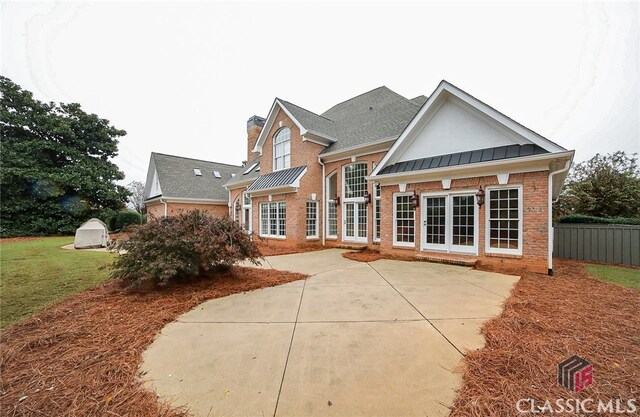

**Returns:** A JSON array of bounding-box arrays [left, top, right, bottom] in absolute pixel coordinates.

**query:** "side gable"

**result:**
[[146, 153, 241, 202], [252, 99, 337, 154], [371, 80, 571, 177], [143, 155, 161, 200]]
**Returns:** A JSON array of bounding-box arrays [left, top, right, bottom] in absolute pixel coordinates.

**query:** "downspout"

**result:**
[[162, 199, 168, 217], [547, 159, 571, 276], [318, 156, 326, 246]]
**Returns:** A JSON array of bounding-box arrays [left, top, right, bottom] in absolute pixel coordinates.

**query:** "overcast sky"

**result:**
[[3, 1, 639, 183]]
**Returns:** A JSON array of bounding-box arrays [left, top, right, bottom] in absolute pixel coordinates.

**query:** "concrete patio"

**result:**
[[140, 249, 518, 417]]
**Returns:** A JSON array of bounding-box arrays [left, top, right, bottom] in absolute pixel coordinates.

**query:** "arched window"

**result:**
[[273, 128, 291, 171]]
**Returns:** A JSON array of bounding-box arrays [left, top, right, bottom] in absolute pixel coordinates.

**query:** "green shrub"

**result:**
[[109, 210, 143, 231], [558, 214, 640, 225], [109, 210, 261, 290]]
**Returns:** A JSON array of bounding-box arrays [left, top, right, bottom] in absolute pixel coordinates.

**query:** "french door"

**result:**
[[343, 202, 367, 243], [422, 193, 477, 254]]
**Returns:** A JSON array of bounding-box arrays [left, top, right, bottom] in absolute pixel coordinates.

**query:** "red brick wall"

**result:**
[[378, 171, 549, 273], [323, 152, 387, 246], [145, 201, 229, 219]]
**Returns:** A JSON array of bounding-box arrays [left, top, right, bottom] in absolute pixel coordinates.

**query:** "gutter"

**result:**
[[547, 159, 572, 276]]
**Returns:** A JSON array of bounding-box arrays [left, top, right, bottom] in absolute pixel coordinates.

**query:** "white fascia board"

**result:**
[[319, 137, 397, 163], [224, 178, 256, 190], [368, 151, 575, 185], [248, 185, 299, 197], [371, 80, 569, 176], [252, 99, 305, 154], [156, 197, 229, 205], [302, 132, 337, 146]]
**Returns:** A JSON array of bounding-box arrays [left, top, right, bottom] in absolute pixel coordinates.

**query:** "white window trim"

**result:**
[[341, 162, 369, 243], [485, 185, 523, 256], [306, 200, 319, 239], [242, 191, 252, 233], [272, 128, 291, 172], [420, 189, 480, 255], [373, 184, 381, 243], [393, 192, 415, 247], [326, 173, 338, 238], [259, 202, 286, 238]]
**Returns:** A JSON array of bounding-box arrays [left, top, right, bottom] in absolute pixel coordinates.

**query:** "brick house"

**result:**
[[143, 152, 240, 218], [146, 81, 574, 274]]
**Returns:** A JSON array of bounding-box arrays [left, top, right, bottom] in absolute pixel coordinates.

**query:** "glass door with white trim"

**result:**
[[422, 193, 477, 254], [343, 202, 367, 243]]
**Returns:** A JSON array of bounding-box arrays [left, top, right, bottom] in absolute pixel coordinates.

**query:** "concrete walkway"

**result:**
[[140, 249, 518, 417]]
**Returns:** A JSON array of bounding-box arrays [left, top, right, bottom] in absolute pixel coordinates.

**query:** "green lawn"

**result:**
[[0, 237, 115, 328], [586, 263, 640, 289]]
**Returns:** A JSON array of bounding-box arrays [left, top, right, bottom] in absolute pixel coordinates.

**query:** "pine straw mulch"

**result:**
[[342, 249, 386, 262], [0, 266, 307, 417], [450, 258, 640, 416]]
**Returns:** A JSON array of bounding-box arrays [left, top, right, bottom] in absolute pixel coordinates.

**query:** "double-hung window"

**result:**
[[260, 202, 286, 237], [306, 201, 318, 238], [394, 193, 415, 246], [273, 128, 291, 171], [486, 187, 522, 254]]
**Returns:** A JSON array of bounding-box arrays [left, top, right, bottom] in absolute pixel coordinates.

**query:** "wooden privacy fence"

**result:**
[[553, 223, 640, 266]]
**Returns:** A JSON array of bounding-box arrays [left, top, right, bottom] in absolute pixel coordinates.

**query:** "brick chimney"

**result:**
[[247, 115, 265, 161]]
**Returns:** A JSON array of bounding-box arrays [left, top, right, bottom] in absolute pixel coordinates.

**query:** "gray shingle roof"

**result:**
[[150, 153, 240, 201], [246, 165, 307, 192], [273, 87, 424, 156], [320, 87, 422, 154], [279, 100, 337, 139], [379, 144, 549, 175], [224, 156, 261, 189]]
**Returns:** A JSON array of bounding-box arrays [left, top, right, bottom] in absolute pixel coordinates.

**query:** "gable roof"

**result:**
[[371, 80, 571, 177], [224, 156, 261, 189], [252, 87, 425, 156], [145, 153, 241, 202]]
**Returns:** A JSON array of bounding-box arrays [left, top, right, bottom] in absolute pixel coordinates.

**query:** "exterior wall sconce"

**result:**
[[329, 196, 340, 206], [363, 191, 371, 205], [410, 191, 419, 210], [476, 186, 485, 207]]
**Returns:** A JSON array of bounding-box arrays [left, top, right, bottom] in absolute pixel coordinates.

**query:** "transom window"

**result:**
[[273, 128, 291, 171], [306, 201, 318, 238], [260, 202, 286, 237], [394, 194, 415, 246], [487, 188, 521, 253], [344, 163, 367, 199]]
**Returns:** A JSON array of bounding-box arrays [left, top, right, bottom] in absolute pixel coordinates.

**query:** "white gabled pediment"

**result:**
[[372, 80, 568, 176], [397, 99, 528, 163]]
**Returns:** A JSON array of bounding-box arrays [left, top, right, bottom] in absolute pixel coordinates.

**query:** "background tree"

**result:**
[[555, 151, 640, 219], [0, 76, 130, 237], [126, 181, 145, 213]]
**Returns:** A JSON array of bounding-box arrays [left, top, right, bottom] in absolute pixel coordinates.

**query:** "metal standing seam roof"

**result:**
[[379, 144, 549, 175], [246, 165, 307, 192], [150, 153, 241, 201]]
